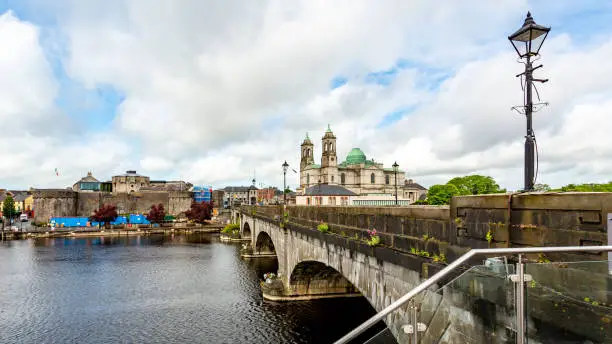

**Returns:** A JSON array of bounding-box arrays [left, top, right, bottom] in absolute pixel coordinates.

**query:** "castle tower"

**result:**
[[321, 125, 338, 184], [300, 133, 314, 171]]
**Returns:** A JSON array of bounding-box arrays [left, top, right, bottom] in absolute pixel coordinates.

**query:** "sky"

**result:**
[[1, 1, 612, 191]]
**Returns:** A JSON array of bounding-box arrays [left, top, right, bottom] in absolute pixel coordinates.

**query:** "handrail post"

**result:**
[[516, 254, 525, 344], [410, 299, 418, 344]]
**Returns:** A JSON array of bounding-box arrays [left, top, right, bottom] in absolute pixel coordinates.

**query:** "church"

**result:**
[[297, 126, 426, 204]]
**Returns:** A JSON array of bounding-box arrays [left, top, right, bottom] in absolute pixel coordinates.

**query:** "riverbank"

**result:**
[[1, 224, 223, 240]]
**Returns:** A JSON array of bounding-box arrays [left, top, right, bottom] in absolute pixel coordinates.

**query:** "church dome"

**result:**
[[346, 148, 367, 165]]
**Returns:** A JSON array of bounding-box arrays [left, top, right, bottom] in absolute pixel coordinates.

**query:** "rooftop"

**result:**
[[303, 184, 357, 196], [114, 170, 147, 177]]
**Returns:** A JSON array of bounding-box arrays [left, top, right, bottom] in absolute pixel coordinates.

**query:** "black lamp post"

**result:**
[[509, 12, 550, 191], [282, 161, 289, 205], [392, 162, 399, 206]]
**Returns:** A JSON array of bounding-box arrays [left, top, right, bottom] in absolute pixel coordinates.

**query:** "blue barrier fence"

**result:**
[[50, 214, 151, 228]]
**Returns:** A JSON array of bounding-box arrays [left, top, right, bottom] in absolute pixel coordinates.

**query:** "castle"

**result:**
[[298, 126, 426, 203]]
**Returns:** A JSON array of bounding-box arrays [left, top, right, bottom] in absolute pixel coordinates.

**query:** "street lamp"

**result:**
[[509, 12, 550, 191], [282, 161, 289, 205], [392, 162, 399, 206]]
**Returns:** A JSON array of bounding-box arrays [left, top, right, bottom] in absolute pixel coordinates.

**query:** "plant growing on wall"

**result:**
[[89, 204, 118, 229], [146, 203, 166, 225], [185, 201, 213, 224], [317, 222, 329, 233], [365, 228, 381, 247], [433, 253, 447, 263]]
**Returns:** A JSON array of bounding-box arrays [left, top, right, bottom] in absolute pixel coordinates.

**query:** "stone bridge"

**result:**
[[231, 193, 612, 344]]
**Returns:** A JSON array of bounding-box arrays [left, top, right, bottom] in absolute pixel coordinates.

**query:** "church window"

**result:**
[[385, 175, 390, 184], [371, 173, 375, 184], [324, 143, 328, 152], [307, 174, 310, 185], [331, 176, 334, 182], [341, 173, 345, 185]]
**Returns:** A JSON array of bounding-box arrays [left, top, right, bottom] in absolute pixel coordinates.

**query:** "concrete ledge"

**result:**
[[262, 291, 362, 302]]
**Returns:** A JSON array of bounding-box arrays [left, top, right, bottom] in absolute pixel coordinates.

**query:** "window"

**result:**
[[324, 143, 328, 152], [341, 173, 345, 185], [307, 197, 311, 205], [331, 176, 334, 182], [307, 174, 310, 185], [371, 173, 375, 184], [385, 175, 390, 184]]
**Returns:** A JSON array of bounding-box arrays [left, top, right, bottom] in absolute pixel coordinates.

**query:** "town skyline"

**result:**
[[2, 1, 612, 191]]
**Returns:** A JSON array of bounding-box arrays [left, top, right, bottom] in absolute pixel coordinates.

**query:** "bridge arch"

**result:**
[[255, 231, 276, 255], [289, 260, 359, 297], [242, 221, 251, 239]]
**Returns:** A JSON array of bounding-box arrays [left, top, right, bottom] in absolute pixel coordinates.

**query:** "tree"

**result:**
[[2, 195, 17, 227], [555, 182, 612, 192], [185, 201, 213, 224], [89, 204, 118, 228], [146, 203, 166, 225], [533, 183, 551, 192], [447, 175, 506, 195], [426, 184, 460, 205], [284, 188, 292, 194]]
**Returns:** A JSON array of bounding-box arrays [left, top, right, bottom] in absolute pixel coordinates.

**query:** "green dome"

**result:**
[[346, 148, 367, 165]]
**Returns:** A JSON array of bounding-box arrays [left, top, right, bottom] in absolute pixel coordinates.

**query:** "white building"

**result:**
[[297, 126, 427, 202]]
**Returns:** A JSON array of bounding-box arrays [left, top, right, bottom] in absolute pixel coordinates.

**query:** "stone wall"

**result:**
[[32, 189, 77, 223], [266, 192, 612, 264], [33, 189, 194, 223], [452, 192, 612, 261]]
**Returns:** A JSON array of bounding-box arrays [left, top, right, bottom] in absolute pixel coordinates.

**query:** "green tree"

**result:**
[[447, 175, 506, 195], [2, 195, 17, 224], [427, 184, 460, 205], [533, 183, 551, 191], [555, 182, 612, 192]]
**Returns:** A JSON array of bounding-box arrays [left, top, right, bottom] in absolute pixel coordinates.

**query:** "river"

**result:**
[[0, 233, 390, 344]]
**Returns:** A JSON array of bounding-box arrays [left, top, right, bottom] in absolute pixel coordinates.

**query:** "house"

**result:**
[[296, 184, 356, 206]]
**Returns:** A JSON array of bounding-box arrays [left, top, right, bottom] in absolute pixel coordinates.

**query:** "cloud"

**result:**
[[2, 1, 612, 192]]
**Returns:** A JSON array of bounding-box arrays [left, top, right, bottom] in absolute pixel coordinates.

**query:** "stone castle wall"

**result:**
[[33, 189, 194, 223]]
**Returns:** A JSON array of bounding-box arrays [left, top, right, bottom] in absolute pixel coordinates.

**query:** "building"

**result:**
[[223, 186, 259, 207], [296, 184, 355, 206], [73, 172, 101, 191], [146, 180, 192, 192], [0, 190, 32, 216], [212, 190, 224, 208], [112, 170, 151, 193], [193, 186, 213, 203], [257, 187, 281, 205], [298, 126, 426, 203]]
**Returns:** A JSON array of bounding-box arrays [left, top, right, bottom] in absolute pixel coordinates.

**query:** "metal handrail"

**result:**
[[333, 245, 612, 344]]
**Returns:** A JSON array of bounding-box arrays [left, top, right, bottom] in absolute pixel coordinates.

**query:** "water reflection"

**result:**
[[0, 234, 389, 344]]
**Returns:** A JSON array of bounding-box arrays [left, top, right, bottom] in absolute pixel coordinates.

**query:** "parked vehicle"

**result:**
[[11, 226, 19, 232], [20, 214, 28, 222]]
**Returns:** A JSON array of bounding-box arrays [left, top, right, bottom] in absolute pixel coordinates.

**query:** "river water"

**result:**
[[0, 233, 389, 344]]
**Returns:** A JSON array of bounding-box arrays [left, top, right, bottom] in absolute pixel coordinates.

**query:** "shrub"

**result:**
[[222, 223, 240, 234], [185, 201, 213, 223], [317, 222, 329, 233]]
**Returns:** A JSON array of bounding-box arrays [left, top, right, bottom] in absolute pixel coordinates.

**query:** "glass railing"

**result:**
[[524, 260, 612, 343], [334, 246, 612, 344]]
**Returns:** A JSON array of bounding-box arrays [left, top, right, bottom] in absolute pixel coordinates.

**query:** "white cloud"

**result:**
[[2, 2, 612, 192]]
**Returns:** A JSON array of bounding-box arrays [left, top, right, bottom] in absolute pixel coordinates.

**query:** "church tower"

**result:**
[[321, 125, 338, 184], [300, 133, 314, 171]]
